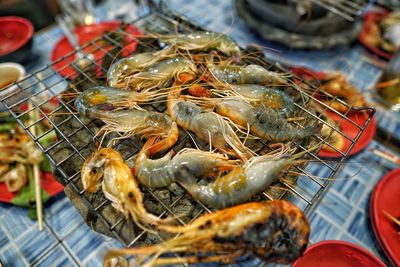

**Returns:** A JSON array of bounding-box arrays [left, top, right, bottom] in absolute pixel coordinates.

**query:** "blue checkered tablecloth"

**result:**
[[0, 1, 399, 266]]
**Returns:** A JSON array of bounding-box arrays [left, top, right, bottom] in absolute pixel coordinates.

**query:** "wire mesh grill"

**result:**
[[0, 9, 375, 252]]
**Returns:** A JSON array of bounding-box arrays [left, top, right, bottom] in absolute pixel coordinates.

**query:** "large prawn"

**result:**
[[135, 137, 238, 188], [120, 57, 198, 91], [176, 146, 311, 209], [208, 62, 289, 85], [157, 31, 241, 56], [167, 86, 253, 160], [75, 98, 179, 154], [107, 49, 173, 89], [105, 200, 310, 267], [190, 96, 320, 142], [75, 86, 169, 111], [212, 83, 296, 116], [81, 148, 173, 229]]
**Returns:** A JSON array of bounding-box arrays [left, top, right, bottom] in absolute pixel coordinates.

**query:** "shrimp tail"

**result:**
[[144, 121, 179, 156]]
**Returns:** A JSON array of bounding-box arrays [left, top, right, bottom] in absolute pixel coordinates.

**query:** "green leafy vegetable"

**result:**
[[10, 166, 50, 219]]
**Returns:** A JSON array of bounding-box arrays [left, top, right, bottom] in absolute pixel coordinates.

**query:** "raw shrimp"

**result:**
[[209, 83, 295, 116], [193, 97, 319, 142], [167, 87, 253, 160], [107, 49, 172, 89], [208, 62, 289, 85], [105, 200, 310, 267], [75, 100, 179, 154], [75, 86, 169, 112], [81, 148, 172, 229], [158, 31, 241, 56], [122, 57, 197, 91], [135, 137, 238, 188], [176, 147, 308, 209]]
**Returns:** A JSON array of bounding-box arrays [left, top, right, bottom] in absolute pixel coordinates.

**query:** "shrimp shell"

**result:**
[[208, 63, 288, 85], [176, 148, 301, 209], [75, 102, 179, 155], [105, 200, 310, 266], [81, 148, 173, 229], [215, 98, 320, 142], [135, 138, 238, 189], [159, 31, 241, 56], [123, 57, 197, 91], [167, 87, 253, 160], [75, 86, 169, 112], [107, 49, 172, 89]]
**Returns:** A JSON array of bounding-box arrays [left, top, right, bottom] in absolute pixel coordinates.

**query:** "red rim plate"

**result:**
[[0, 16, 34, 56], [291, 66, 326, 81], [292, 240, 386, 267], [359, 11, 392, 60], [318, 110, 376, 158], [291, 67, 376, 158], [50, 21, 141, 79], [0, 171, 63, 203], [370, 168, 400, 266]]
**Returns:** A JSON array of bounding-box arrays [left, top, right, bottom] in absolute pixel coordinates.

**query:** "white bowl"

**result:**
[[0, 62, 26, 111]]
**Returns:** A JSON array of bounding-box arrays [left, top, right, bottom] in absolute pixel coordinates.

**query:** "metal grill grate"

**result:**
[[0, 9, 375, 254]]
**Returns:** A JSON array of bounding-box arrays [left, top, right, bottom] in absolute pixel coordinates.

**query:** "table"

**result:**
[[0, 1, 399, 266]]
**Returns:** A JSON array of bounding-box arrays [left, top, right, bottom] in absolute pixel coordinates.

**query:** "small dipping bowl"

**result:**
[[0, 62, 26, 111]]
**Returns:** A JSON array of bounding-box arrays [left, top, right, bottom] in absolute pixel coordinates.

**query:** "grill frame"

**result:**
[[0, 8, 375, 253]]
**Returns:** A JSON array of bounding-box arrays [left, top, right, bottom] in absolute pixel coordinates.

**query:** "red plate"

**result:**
[[292, 240, 386, 267], [51, 21, 141, 78], [0, 171, 63, 203], [318, 110, 376, 158], [291, 66, 326, 81], [359, 11, 392, 60], [370, 168, 400, 266], [290, 67, 376, 158], [0, 16, 34, 56]]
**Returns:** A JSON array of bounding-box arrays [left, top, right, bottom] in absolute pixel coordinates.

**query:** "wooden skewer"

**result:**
[[383, 210, 400, 230], [28, 101, 44, 231]]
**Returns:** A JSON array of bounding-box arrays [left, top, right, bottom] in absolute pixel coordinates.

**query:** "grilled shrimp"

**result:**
[[81, 148, 172, 229], [75, 100, 179, 155], [105, 200, 310, 267], [135, 137, 238, 188], [208, 62, 288, 85], [230, 84, 295, 116], [217, 98, 320, 142], [208, 83, 296, 116], [107, 50, 172, 89], [191, 97, 319, 142], [158, 31, 241, 56], [176, 147, 308, 209], [75, 86, 169, 111], [122, 57, 197, 91], [167, 87, 253, 160]]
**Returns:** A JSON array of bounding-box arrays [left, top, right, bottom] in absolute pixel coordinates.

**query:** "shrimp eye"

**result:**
[[231, 78, 237, 83], [128, 192, 134, 198], [224, 143, 231, 149]]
